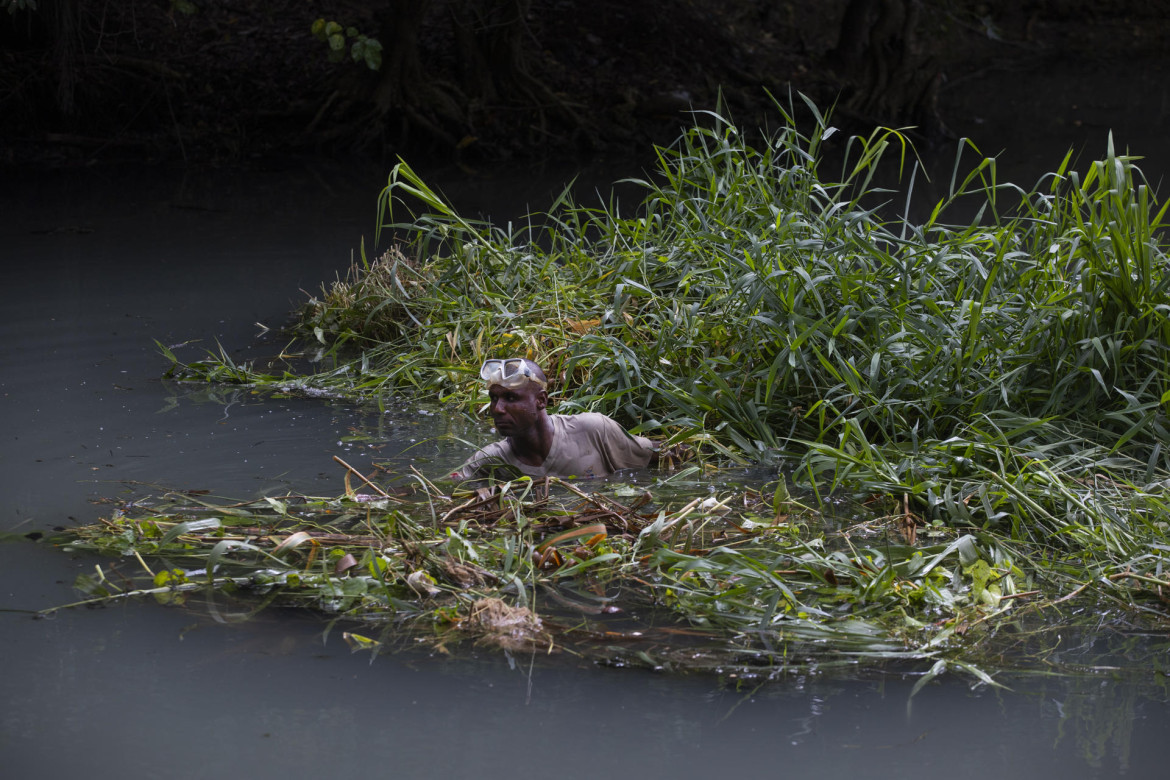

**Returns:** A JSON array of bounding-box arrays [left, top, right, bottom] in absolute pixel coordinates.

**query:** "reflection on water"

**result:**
[[3, 557, 1167, 779], [2, 152, 1169, 778]]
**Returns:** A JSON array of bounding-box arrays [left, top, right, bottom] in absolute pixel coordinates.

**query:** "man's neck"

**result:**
[[508, 415, 554, 467]]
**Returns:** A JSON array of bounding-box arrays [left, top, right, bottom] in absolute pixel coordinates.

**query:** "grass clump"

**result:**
[[299, 245, 432, 345], [149, 95, 1170, 677], [207, 99, 1170, 461]]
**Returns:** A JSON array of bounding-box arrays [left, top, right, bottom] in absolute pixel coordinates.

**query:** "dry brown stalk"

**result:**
[[332, 455, 395, 499]]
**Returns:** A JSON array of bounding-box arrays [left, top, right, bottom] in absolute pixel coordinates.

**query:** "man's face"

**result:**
[[488, 381, 546, 437]]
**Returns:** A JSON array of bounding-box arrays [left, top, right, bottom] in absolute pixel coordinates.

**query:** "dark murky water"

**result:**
[[4, 73, 1170, 778]]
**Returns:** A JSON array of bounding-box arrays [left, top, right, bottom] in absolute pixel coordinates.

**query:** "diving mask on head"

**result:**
[[479, 358, 546, 390]]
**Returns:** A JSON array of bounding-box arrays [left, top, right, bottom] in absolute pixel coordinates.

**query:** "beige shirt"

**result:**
[[454, 413, 655, 481]]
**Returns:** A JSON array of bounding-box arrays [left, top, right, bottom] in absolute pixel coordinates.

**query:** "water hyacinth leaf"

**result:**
[[772, 476, 791, 517]]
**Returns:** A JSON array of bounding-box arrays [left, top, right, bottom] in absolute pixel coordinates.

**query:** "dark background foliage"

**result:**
[[1, 0, 1166, 168]]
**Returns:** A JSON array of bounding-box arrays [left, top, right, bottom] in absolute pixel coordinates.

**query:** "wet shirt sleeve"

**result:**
[[450, 441, 518, 481]]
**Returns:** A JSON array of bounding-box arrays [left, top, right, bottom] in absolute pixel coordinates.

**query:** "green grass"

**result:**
[[142, 95, 1170, 679]]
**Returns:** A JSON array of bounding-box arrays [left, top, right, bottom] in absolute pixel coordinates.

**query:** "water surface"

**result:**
[[4, 109, 1170, 776]]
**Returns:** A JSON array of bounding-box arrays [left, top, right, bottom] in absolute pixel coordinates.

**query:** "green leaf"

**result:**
[[160, 518, 221, 546], [909, 659, 947, 700], [153, 568, 190, 587], [556, 552, 621, 578]]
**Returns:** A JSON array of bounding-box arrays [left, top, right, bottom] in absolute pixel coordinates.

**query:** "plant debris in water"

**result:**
[[51, 458, 1169, 684], [97, 96, 1170, 683]]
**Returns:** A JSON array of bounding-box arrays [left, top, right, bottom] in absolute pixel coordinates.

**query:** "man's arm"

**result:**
[[585, 414, 656, 472], [588, 414, 695, 470], [450, 442, 512, 482]]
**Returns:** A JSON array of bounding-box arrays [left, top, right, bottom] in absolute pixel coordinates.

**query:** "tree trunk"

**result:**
[[368, 0, 466, 149], [830, 0, 948, 138], [449, 0, 531, 104]]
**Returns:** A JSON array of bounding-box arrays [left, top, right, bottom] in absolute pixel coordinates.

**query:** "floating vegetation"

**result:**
[[129, 95, 1170, 681], [49, 456, 1170, 684]]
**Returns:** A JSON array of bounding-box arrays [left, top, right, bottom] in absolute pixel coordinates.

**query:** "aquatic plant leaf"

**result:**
[[272, 531, 315, 555], [909, 659, 947, 700], [343, 631, 382, 652], [159, 518, 221, 546], [555, 552, 621, 578], [536, 523, 606, 553]]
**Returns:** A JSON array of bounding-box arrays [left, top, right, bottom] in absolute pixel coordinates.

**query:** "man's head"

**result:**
[[480, 358, 549, 439]]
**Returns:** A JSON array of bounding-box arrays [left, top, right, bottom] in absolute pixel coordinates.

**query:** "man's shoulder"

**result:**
[[471, 439, 513, 461], [548, 411, 654, 473], [553, 412, 648, 447], [552, 412, 619, 431]]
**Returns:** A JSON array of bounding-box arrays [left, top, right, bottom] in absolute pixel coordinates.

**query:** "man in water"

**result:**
[[451, 358, 657, 481]]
